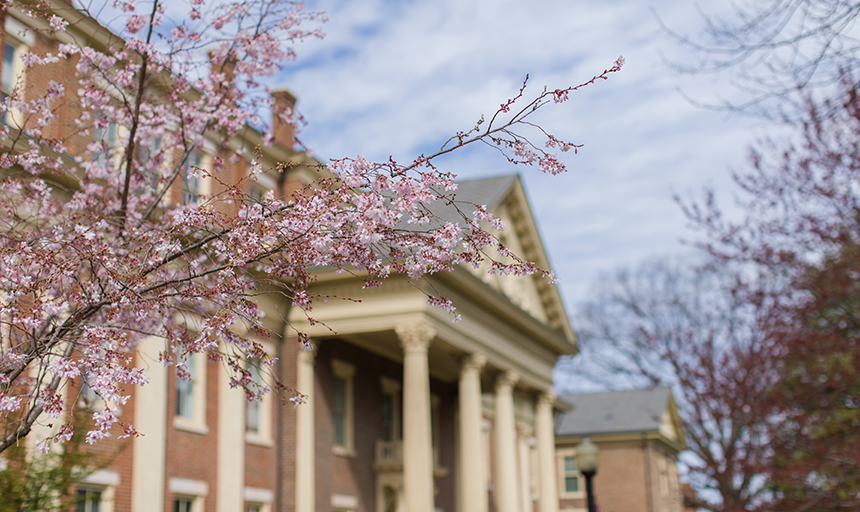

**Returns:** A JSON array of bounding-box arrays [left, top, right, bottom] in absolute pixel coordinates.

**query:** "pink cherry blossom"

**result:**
[[0, 0, 621, 453]]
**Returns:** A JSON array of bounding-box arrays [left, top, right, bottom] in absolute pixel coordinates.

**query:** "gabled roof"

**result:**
[[425, 175, 519, 224], [432, 174, 575, 345], [556, 387, 678, 437]]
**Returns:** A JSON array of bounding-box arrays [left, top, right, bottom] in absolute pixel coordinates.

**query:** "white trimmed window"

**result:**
[[1, 16, 32, 127], [92, 117, 118, 166], [170, 477, 207, 512], [174, 497, 198, 512], [557, 449, 584, 498], [182, 151, 203, 203], [77, 470, 120, 512], [244, 486, 273, 512], [76, 489, 102, 512], [332, 494, 357, 512], [80, 371, 101, 407], [380, 377, 400, 442], [331, 359, 355, 455], [245, 359, 273, 445], [174, 353, 208, 434]]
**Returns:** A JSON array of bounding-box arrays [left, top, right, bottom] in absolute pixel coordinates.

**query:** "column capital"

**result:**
[[537, 390, 556, 407], [495, 370, 519, 392], [460, 353, 487, 375], [396, 322, 436, 354]]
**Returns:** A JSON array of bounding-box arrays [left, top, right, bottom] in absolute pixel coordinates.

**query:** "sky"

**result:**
[[278, 0, 765, 316]]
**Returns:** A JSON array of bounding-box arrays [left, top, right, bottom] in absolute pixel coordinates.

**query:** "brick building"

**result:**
[[555, 388, 687, 512], [0, 3, 580, 512]]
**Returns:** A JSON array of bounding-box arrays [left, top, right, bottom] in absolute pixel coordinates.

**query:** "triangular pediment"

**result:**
[[453, 175, 575, 346]]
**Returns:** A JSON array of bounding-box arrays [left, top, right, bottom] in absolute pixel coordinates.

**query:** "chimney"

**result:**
[[208, 49, 237, 100], [271, 88, 297, 150]]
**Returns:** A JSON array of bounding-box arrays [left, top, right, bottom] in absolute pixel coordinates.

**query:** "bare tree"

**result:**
[[661, 0, 860, 120], [560, 259, 778, 512]]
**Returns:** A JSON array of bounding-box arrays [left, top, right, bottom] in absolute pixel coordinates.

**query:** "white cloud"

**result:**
[[283, 0, 764, 308]]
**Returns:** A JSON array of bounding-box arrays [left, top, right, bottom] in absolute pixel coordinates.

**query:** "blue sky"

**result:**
[[279, 0, 764, 312]]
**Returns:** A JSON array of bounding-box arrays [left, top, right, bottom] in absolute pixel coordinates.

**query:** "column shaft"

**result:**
[[494, 371, 519, 512], [458, 354, 487, 512], [295, 348, 316, 512], [536, 392, 560, 512], [397, 323, 437, 512]]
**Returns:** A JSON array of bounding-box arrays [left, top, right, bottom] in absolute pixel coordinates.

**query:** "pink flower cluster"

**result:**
[[0, 0, 621, 452]]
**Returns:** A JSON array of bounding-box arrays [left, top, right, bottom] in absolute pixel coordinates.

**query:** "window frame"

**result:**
[[169, 477, 207, 512], [379, 377, 400, 442], [557, 448, 585, 499], [174, 352, 208, 434], [245, 357, 274, 445], [1, 16, 31, 127], [244, 486, 273, 512], [331, 359, 355, 455], [76, 488, 102, 512]]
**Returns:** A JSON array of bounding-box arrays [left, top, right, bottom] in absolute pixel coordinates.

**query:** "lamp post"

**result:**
[[575, 437, 599, 512]]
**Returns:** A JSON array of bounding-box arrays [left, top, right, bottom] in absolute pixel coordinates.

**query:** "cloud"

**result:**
[[285, 0, 762, 309]]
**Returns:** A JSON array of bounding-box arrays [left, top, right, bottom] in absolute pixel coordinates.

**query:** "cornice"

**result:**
[[555, 430, 686, 454]]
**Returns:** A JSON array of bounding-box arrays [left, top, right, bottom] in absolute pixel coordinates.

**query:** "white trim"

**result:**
[[174, 352, 208, 431], [83, 469, 121, 487], [331, 494, 358, 509], [4, 16, 35, 45], [169, 477, 210, 497], [331, 359, 355, 453], [556, 449, 585, 499], [243, 487, 274, 503]]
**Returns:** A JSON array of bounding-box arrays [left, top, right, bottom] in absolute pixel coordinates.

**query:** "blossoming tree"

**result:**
[[0, 0, 622, 453]]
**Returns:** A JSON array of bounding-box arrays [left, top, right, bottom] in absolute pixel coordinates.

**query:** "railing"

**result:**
[[374, 440, 403, 472]]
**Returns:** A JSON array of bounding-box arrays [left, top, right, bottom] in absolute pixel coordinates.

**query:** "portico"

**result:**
[[287, 175, 576, 512]]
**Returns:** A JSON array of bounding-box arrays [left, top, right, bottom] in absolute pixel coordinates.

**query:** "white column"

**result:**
[[396, 322, 437, 512], [295, 346, 316, 512], [458, 354, 487, 512], [518, 430, 533, 512], [536, 391, 559, 512], [218, 352, 245, 512], [494, 371, 519, 512], [132, 337, 167, 512]]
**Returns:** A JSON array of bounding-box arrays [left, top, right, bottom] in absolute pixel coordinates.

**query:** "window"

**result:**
[[183, 151, 203, 203], [93, 119, 118, 166], [331, 359, 355, 454], [557, 449, 584, 498], [380, 377, 400, 442], [77, 469, 119, 512], [80, 371, 101, 407], [174, 498, 193, 512], [1, 33, 25, 127], [175, 354, 195, 419], [169, 478, 206, 512], [77, 489, 101, 512], [563, 456, 580, 493], [244, 486, 273, 512], [1, 42, 16, 92], [174, 353, 207, 433], [246, 359, 262, 434]]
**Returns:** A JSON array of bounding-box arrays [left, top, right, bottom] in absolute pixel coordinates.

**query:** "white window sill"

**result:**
[[245, 433, 274, 447], [332, 445, 356, 458], [174, 417, 209, 435]]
